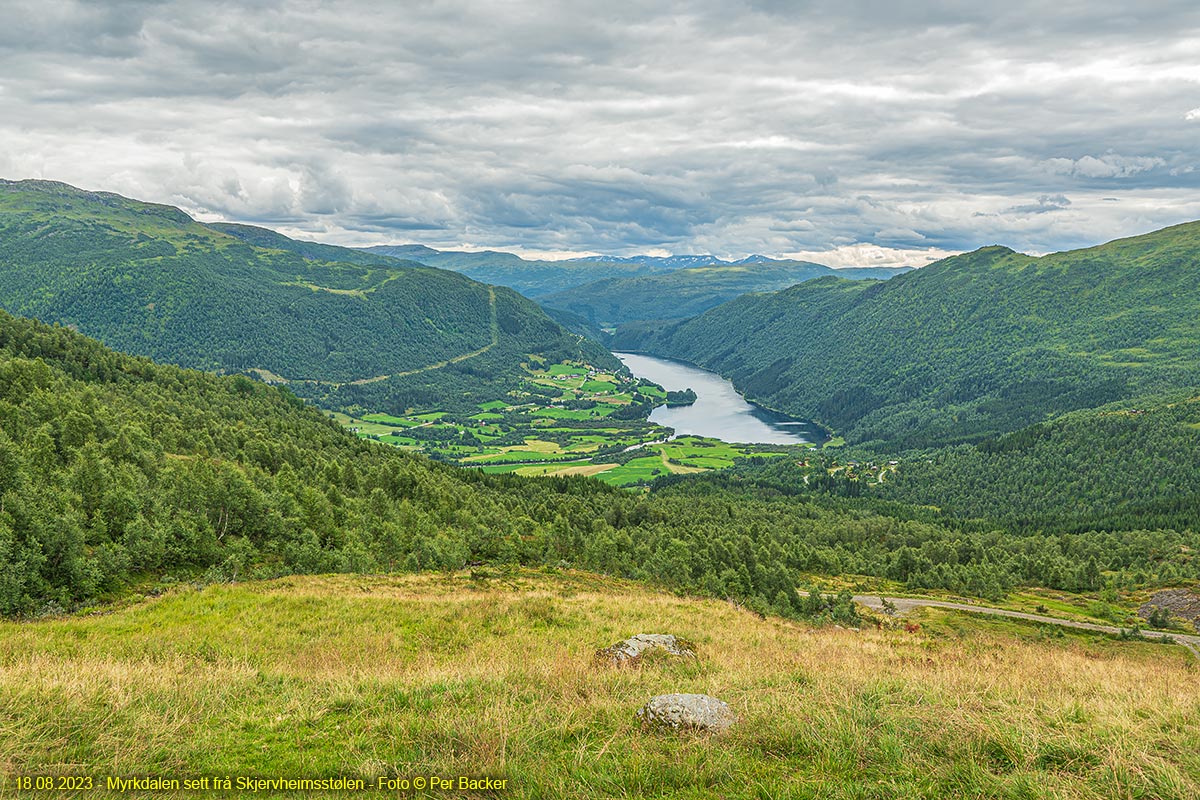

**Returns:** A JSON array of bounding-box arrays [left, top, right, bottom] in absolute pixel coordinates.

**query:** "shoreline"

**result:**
[[613, 350, 834, 445]]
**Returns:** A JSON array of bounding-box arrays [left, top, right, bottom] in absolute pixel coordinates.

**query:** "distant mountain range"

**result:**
[[540, 262, 911, 326], [360, 245, 907, 296], [567, 253, 808, 268], [362, 245, 648, 297], [568, 254, 729, 269], [362, 244, 912, 326]]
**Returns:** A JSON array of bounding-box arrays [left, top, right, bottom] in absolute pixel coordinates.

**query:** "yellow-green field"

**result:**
[[2, 572, 1197, 799]]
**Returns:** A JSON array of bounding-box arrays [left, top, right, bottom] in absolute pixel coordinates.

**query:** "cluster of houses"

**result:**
[[826, 458, 901, 483], [549, 366, 600, 381]]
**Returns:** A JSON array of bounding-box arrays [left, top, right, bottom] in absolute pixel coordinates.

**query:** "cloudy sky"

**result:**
[[2, 1, 1199, 264]]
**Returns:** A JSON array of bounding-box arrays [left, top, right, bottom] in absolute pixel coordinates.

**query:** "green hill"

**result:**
[[0, 180, 613, 414], [874, 394, 1200, 533], [689, 393, 1200, 543], [542, 261, 910, 326], [612, 225, 1200, 448]]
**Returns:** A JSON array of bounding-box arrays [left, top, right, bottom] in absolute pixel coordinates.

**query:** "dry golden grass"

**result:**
[[546, 463, 618, 478], [0, 571, 1197, 799]]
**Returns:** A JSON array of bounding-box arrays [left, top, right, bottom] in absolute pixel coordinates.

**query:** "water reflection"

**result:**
[[614, 352, 822, 445]]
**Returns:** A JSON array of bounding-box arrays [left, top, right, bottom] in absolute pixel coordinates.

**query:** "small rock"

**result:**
[[637, 693, 736, 733], [596, 634, 696, 666]]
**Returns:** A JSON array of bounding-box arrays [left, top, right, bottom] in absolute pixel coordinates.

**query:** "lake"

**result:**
[[614, 352, 822, 445]]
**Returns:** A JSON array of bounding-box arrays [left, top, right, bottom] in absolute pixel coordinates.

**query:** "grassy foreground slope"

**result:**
[[541, 261, 910, 326], [2, 571, 1197, 800], [0, 180, 614, 413], [612, 224, 1200, 448]]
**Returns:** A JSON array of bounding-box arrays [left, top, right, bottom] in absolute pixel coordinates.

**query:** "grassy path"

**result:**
[[348, 287, 499, 385]]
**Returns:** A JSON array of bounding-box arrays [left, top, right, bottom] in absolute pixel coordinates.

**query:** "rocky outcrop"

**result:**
[[637, 694, 736, 733], [596, 634, 696, 666], [1139, 589, 1200, 631]]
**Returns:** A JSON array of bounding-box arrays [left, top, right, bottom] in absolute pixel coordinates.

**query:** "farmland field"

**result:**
[[336, 361, 806, 486]]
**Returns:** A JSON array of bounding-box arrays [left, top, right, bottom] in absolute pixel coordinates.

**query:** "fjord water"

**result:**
[[614, 352, 820, 444]]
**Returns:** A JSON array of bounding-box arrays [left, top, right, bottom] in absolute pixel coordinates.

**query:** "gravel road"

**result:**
[[853, 594, 1200, 657]]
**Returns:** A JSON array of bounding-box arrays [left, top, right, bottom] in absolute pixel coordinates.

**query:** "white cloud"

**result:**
[[780, 244, 962, 269], [1187, 107, 1200, 120]]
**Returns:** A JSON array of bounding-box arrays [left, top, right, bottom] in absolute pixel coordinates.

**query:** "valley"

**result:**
[[331, 358, 800, 487], [2, 181, 1200, 799], [1, 183, 1196, 628], [611, 227, 1200, 450]]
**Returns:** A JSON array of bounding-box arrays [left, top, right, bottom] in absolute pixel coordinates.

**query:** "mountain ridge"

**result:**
[[0, 179, 614, 414], [610, 223, 1200, 448], [360, 243, 914, 300], [541, 260, 911, 326]]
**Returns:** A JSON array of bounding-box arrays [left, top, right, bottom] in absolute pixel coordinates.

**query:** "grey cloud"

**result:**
[[0, 0, 155, 55], [342, 216, 449, 233], [1001, 195, 1072, 215], [1044, 154, 1167, 179], [298, 163, 354, 216], [1, 1, 1199, 259]]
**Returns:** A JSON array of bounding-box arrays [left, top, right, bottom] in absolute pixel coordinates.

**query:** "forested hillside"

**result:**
[[542, 261, 909, 326], [874, 395, 1200, 533], [4, 309, 1197, 617], [0, 180, 613, 415], [693, 392, 1200, 536], [612, 226, 1200, 448]]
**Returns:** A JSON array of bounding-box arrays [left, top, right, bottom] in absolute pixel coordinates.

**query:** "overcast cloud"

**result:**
[[2, 1, 1199, 263]]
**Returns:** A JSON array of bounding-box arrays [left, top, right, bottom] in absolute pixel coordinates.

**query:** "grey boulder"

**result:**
[[637, 693, 736, 733], [597, 633, 696, 665]]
